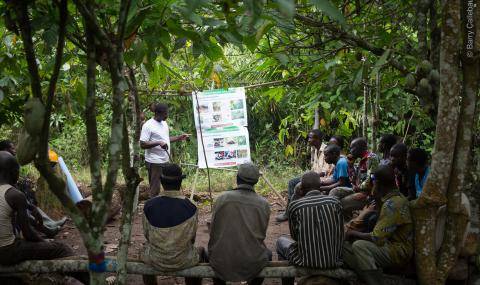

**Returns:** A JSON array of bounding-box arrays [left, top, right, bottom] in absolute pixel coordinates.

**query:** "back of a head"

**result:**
[[160, 163, 185, 190], [390, 143, 407, 157], [330, 135, 344, 149], [154, 103, 168, 114], [236, 162, 260, 187], [310, 129, 324, 141], [301, 171, 321, 193], [325, 144, 341, 156], [0, 151, 19, 184], [373, 165, 396, 189], [379, 134, 397, 152], [408, 147, 429, 167], [0, 140, 13, 152]]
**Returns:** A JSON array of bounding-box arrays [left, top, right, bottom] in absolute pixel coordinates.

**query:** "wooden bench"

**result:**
[[0, 259, 356, 280]]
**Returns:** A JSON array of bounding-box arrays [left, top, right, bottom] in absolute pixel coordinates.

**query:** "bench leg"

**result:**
[[185, 277, 202, 285], [281, 277, 295, 285], [142, 275, 157, 285]]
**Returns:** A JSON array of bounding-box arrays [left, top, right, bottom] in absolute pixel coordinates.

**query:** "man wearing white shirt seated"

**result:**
[[140, 103, 189, 197]]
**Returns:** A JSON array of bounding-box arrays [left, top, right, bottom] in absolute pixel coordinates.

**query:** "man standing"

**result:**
[[142, 163, 203, 285], [343, 165, 413, 285], [0, 151, 88, 284], [208, 163, 271, 285], [140, 103, 189, 197], [276, 129, 332, 222], [276, 171, 344, 285]]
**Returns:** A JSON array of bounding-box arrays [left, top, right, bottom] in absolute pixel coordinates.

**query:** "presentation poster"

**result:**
[[192, 87, 251, 168]]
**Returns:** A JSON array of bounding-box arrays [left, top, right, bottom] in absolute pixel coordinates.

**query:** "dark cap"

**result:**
[[237, 163, 260, 184], [160, 163, 186, 182]]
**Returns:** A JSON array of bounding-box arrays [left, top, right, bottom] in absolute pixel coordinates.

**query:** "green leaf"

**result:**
[[277, 0, 295, 18], [370, 49, 391, 78], [353, 66, 363, 88], [320, 102, 331, 109], [285, 144, 294, 156], [309, 0, 346, 25], [274, 53, 289, 65], [255, 21, 274, 42]]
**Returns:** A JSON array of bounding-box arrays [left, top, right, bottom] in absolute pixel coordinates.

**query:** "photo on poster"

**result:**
[[213, 102, 222, 112], [214, 138, 224, 148], [236, 149, 248, 158], [212, 114, 222, 122], [199, 104, 209, 113], [230, 99, 244, 110], [231, 110, 244, 120]]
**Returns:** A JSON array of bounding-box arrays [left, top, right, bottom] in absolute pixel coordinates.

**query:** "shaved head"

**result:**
[[0, 151, 20, 185]]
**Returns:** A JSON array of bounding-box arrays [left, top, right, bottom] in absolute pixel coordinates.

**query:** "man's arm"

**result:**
[[319, 177, 349, 192], [345, 229, 374, 242], [5, 188, 43, 242], [140, 140, 167, 150], [170, 134, 189, 143]]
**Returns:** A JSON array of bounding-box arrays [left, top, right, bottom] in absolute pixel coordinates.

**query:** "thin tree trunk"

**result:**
[[362, 81, 368, 139], [435, 0, 480, 282], [116, 113, 141, 285], [417, 0, 429, 59], [412, 1, 462, 284], [371, 71, 380, 153]]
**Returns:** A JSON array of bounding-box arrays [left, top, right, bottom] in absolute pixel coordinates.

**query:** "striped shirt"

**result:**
[[287, 190, 344, 268]]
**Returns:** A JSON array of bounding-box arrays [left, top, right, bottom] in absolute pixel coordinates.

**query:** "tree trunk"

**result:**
[[362, 81, 369, 139], [417, 0, 429, 59], [413, 1, 462, 284], [436, 0, 480, 282], [371, 71, 380, 153]]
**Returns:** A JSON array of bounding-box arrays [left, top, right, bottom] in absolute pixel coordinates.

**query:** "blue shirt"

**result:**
[[332, 157, 351, 187], [415, 167, 430, 198]]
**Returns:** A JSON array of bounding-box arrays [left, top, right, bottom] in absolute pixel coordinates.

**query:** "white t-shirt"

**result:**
[[140, 118, 170, 164]]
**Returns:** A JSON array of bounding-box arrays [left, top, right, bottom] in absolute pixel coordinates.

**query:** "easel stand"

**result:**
[[181, 163, 287, 208]]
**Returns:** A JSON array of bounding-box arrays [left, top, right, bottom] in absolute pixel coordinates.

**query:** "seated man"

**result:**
[[208, 163, 271, 285], [276, 129, 332, 222], [277, 171, 344, 285], [317, 144, 350, 193], [0, 140, 67, 238], [330, 137, 379, 218], [390, 143, 414, 199], [407, 147, 429, 199], [142, 163, 202, 285], [378, 134, 397, 165], [343, 165, 413, 285], [0, 151, 87, 284]]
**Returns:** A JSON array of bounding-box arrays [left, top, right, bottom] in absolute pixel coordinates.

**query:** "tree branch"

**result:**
[[39, 0, 68, 161], [72, 0, 113, 49], [294, 14, 409, 74], [85, 8, 103, 197], [14, 1, 42, 99], [116, 0, 132, 50]]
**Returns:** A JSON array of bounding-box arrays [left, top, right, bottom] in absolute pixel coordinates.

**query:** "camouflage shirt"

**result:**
[[371, 190, 413, 265]]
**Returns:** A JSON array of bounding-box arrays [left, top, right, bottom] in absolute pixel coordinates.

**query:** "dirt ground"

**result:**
[[56, 190, 290, 285]]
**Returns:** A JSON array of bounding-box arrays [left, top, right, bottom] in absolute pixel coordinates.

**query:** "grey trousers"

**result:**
[[329, 187, 368, 219], [145, 162, 166, 197], [342, 240, 395, 271]]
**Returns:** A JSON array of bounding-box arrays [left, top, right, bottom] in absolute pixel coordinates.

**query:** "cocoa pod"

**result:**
[[17, 130, 39, 166], [405, 73, 416, 90], [416, 78, 432, 97], [415, 60, 433, 78], [24, 97, 45, 136], [428, 69, 440, 85]]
